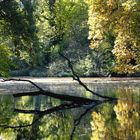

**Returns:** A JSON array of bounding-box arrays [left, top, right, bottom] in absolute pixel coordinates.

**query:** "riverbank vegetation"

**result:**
[[0, 0, 140, 77]]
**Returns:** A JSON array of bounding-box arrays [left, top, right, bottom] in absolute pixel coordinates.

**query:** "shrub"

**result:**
[[47, 60, 71, 77], [74, 55, 94, 76]]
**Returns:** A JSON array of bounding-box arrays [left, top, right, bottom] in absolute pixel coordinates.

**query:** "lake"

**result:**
[[0, 78, 140, 140]]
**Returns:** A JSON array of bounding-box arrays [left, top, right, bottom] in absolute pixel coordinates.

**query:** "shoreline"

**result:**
[[1, 77, 140, 84], [0, 77, 140, 95]]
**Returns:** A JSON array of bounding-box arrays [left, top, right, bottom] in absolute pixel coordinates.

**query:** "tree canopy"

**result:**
[[88, 0, 140, 73], [0, 0, 140, 76]]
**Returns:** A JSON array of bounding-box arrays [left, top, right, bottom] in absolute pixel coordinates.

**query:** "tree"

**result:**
[[87, 0, 140, 74], [0, 0, 43, 68]]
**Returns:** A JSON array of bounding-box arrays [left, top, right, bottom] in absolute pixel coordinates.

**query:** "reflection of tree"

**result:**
[[0, 95, 14, 125], [90, 100, 140, 140], [0, 62, 139, 140], [114, 100, 140, 140], [0, 95, 88, 140], [38, 112, 73, 140], [0, 94, 113, 140], [0, 95, 34, 139], [90, 103, 114, 140], [91, 112, 107, 140], [0, 95, 17, 139]]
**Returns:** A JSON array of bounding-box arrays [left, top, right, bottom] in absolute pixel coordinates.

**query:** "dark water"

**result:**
[[0, 82, 140, 140]]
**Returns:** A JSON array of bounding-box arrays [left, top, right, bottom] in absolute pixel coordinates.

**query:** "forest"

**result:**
[[0, 0, 140, 77], [1, 1, 140, 140]]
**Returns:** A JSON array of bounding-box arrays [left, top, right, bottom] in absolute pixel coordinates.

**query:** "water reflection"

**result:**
[[90, 87, 140, 140], [0, 85, 140, 140], [91, 100, 140, 140]]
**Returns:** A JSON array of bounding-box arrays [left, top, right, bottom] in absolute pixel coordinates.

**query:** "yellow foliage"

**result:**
[[87, 0, 140, 73], [91, 112, 107, 140], [114, 100, 140, 139]]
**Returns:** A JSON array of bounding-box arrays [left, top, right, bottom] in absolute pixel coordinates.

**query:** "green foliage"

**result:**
[[54, 0, 88, 42], [0, 0, 42, 67], [1, 0, 140, 76], [74, 55, 93, 76], [0, 45, 12, 76], [90, 43, 115, 75]]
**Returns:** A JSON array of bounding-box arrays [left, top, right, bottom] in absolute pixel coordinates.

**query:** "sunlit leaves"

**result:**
[[87, 0, 140, 73]]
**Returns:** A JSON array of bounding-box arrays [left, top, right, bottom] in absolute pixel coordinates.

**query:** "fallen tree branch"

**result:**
[[1, 75, 117, 136], [0, 77, 117, 140], [13, 90, 98, 103], [59, 52, 117, 100], [2, 78, 101, 103]]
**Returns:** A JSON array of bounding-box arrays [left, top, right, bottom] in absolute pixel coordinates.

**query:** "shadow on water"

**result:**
[[0, 82, 140, 140]]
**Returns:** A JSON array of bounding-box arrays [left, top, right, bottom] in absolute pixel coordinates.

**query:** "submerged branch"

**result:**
[[3, 79, 100, 103], [13, 90, 97, 103], [14, 102, 93, 115]]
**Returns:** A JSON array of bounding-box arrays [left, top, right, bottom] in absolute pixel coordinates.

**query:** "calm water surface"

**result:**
[[0, 80, 140, 140]]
